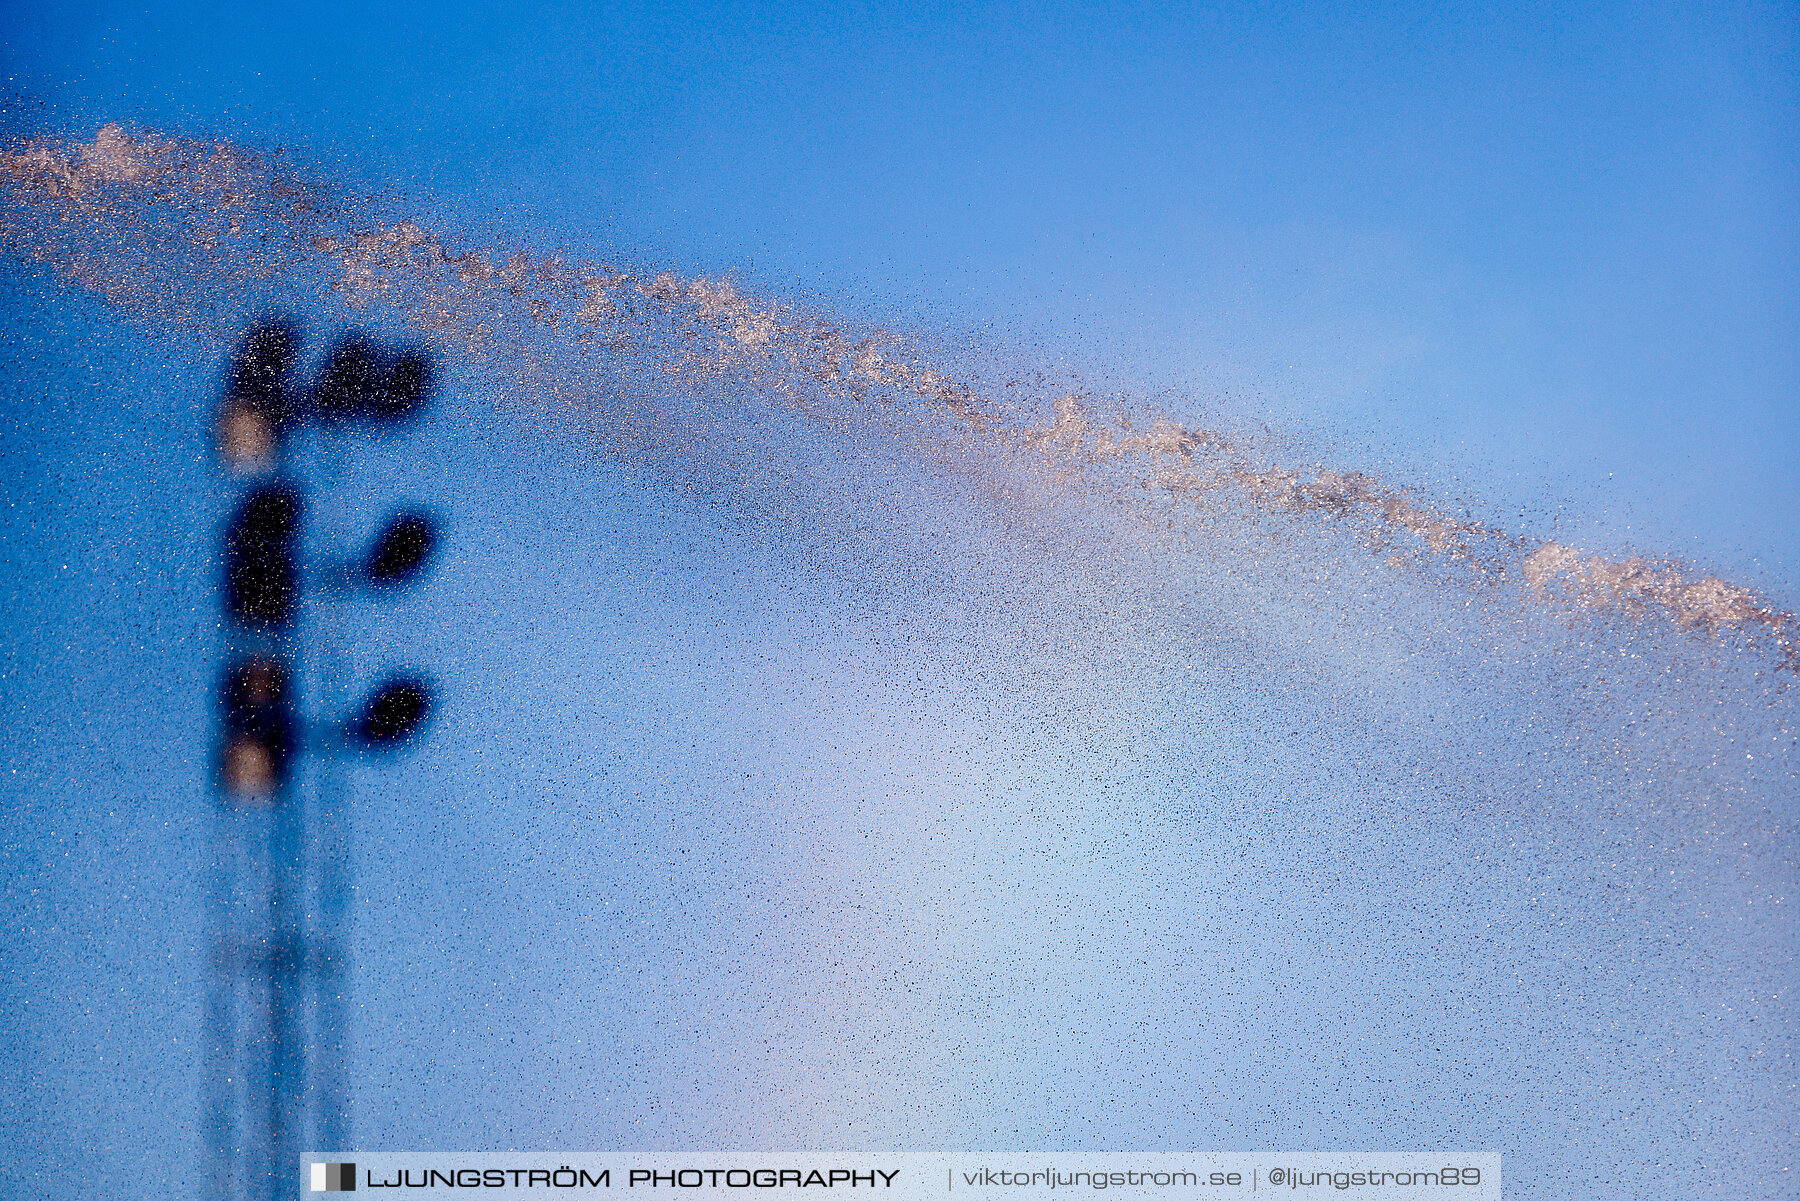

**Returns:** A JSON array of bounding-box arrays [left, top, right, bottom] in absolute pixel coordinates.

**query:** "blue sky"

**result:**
[[2, 2, 1796, 1198]]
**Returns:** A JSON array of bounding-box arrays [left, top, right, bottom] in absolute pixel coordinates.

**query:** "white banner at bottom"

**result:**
[[301, 1153, 1500, 1199]]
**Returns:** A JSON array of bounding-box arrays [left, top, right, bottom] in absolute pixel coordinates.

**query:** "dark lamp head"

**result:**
[[364, 512, 439, 586], [315, 335, 434, 424], [224, 485, 301, 629], [352, 677, 433, 748]]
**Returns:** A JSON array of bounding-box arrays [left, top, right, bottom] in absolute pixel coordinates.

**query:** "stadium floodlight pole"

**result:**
[[211, 319, 303, 1201], [212, 319, 439, 1201]]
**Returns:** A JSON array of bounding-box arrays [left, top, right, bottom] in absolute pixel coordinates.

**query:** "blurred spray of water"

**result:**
[[4, 124, 1794, 675]]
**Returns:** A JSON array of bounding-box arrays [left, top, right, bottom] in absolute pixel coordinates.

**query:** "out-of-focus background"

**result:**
[[2, 2, 1795, 1199]]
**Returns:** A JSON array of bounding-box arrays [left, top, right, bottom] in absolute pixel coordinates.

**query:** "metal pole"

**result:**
[[205, 806, 240, 1201], [312, 428, 352, 1157]]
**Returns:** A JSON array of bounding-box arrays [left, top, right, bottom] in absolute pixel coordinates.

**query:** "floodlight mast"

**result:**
[[211, 320, 439, 1201]]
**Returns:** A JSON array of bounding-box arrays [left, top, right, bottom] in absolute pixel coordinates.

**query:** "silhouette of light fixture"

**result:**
[[215, 319, 301, 471], [362, 511, 439, 586], [351, 676, 433, 748], [224, 485, 301, 629], [218, 656, 296, 803], [314, 334, 434, 424]]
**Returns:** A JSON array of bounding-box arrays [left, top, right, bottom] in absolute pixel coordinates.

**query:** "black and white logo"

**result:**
[[311, 1163, 356, 1191]]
